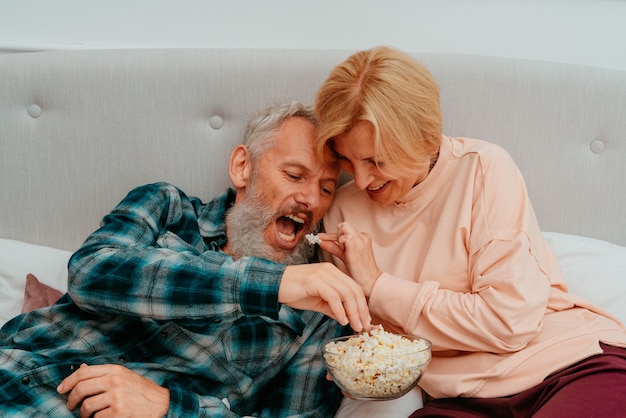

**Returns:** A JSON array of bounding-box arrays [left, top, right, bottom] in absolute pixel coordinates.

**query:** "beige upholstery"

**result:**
[[1, 49, 625, 250]]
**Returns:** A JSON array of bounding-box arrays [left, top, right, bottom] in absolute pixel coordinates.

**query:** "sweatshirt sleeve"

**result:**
[[370, 232, 551, 353], [369, 145, 554, 353]]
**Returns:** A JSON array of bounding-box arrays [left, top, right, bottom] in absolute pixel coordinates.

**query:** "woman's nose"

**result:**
[[352, 167, 372, 191]]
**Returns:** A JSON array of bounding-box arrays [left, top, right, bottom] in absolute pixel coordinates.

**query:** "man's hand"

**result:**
[[57, 364, 169, 418], [279, 263, 371, 331]]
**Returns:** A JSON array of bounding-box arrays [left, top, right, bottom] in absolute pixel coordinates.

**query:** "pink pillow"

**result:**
[[21, 273, 64, 313]]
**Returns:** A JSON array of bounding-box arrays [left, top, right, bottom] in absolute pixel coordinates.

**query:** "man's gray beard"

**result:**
[[225, 193, 315, 265]]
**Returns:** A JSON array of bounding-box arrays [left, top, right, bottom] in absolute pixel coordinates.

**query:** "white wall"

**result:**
[[1, 0, 625, 70]]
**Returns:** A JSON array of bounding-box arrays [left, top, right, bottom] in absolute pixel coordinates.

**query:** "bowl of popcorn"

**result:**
[[322, 326, 431, 400]]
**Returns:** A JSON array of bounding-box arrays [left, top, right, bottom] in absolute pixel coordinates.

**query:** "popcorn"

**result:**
[[323, 326, 430, 399], [305, 233, 322, 245]]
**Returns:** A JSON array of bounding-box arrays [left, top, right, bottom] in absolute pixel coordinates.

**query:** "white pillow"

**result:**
[[543, 232, 626, 325], [0, 238, 72, 327]]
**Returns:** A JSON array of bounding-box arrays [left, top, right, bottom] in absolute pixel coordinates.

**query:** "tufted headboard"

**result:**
[[1, 49, 625, 250]]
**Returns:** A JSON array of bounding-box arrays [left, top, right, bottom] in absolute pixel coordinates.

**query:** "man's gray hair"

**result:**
[[243, 101, 317, 161]]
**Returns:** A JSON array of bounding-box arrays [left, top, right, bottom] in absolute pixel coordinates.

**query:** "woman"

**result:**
[[315, 46, 626, 417]]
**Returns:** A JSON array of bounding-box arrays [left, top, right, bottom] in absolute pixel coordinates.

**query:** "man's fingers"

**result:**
[[341, 289, 372, 332], [58, 364, 116, 410], [79, 392, 110, 418], [325, 291, 353, 329], [56, 364, 170, 417], [327, 268, 372, 331], [58, 363, 91, 394], [280, 264, 371, 331], [317, 275, 370, 332], [66, 382, 101, 411]]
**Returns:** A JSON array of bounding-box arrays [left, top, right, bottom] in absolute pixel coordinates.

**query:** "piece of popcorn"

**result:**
[[305, 233, 322, 245]]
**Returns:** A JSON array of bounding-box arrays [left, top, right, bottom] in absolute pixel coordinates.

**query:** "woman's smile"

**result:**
[[366, 181, 390, 195]]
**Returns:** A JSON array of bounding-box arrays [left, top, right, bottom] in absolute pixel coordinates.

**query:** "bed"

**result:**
[[1, 48, 625, 389]]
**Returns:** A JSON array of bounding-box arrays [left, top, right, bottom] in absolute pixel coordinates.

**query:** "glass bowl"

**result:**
[[322, 332, 431, 401]]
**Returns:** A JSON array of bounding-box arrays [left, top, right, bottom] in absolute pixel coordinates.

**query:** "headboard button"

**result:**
[[28, 104, 42, 118], [209, 115, 224, 130], [589, 139, 605, 154]]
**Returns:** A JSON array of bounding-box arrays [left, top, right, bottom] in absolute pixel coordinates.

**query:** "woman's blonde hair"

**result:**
[[315, 46, 443, 176]]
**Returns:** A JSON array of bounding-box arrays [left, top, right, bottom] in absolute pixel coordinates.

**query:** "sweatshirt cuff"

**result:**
[[369, 273, 438, 330]]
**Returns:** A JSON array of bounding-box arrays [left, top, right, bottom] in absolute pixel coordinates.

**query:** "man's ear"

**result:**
[[229, 145, 253, 188]]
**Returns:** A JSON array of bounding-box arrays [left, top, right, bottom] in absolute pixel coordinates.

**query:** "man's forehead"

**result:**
[[275, 117, 314, 141], [271, 119, 315, 158], [268, 117, 338, 176]]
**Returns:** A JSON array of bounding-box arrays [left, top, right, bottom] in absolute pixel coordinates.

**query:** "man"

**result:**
[[0, 102, 370, 417]]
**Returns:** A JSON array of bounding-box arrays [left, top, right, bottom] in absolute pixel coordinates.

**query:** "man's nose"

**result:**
[[295, 182, 321, 209]]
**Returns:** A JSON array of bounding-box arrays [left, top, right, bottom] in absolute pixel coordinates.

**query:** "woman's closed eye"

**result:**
[[365, 158, 382, 167]]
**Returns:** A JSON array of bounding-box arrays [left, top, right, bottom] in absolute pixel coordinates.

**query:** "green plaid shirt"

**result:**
[[0, 182, 345, 417]]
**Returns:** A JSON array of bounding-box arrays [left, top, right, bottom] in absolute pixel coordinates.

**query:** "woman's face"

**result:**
[[333, 120, 428, 205]]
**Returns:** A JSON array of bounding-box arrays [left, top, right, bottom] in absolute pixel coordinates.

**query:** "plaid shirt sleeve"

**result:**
[[67, 182, 286, 320]]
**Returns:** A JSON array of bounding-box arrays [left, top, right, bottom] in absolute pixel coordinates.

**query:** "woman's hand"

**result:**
[[318, 221, 382, 298]]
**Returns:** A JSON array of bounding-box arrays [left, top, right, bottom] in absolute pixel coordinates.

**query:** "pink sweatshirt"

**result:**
[[323, 136, 626, 399]]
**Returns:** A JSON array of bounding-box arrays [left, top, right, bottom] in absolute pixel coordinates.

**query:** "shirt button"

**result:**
[[118, 356, 126, 363], [21, 377, 30, 385], [213, 318, 222, 324]]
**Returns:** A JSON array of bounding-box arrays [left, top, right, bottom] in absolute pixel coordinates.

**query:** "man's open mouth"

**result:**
[[276, 214, 306, 243]]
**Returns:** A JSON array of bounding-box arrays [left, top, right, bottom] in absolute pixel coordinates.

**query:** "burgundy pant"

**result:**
[[409, 344, 626, 418]]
